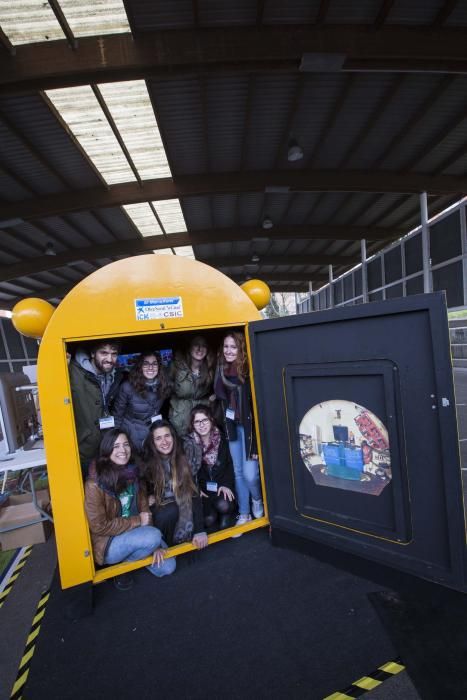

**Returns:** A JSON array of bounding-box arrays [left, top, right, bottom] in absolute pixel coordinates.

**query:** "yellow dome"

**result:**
[[12, 298, 55, 339], [240, 279, 271, 310]]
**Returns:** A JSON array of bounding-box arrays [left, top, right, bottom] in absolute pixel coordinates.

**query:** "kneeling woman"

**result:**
[[142, 420, 208, 549], [85, 429, 175, 584], [184, 405, 236, 530]]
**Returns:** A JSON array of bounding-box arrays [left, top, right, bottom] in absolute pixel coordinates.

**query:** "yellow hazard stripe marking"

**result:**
[[379, 660, 405, 674], [322, 658, 406, 700], [19, 646, 35, 671], [0, 547, 33, 609], [10, 588, 50, 699], [26, 626, 40, 646], [10, 668, 29, 697], [353, 676, 382, 690]]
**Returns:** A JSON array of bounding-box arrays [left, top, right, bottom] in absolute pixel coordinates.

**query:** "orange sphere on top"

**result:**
[[240, 279, 271, 310], [12, 298, 55, 339]]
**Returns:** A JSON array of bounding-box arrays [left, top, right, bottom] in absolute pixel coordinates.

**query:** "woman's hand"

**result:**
[[251, 453, 258, 460], [148, 495, 156, 506], [200, 489, 208, 499], [218, 486, 235, 501], [140, 511, 152, 526], [152, 548, 166, 567], [192, 532, 208, 549]]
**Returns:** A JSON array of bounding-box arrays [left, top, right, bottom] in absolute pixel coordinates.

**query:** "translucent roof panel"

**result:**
[[123, 203, 163, 238], [59, 0, 130, 37], [152, 200, 187, 233], [98, 81, 171, 180], [153, 248, 175, 256], [0, 1, 64, 44], [174, 246, 195, 259], [46, 85, 136, 185]]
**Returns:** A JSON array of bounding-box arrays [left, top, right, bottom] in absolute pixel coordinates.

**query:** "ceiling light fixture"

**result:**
[[287, 139, 304, 162], [251, 253, 260, 263], [44, 241, 56, 256], [262, 217, 273, 230]]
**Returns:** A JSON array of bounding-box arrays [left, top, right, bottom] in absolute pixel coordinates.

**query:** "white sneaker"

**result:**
[[252, 498, 264, 519], [231, 513, 252, 538]]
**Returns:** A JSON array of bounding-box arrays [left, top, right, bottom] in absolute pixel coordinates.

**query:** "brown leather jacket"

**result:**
[[84, 478, 150, 565]]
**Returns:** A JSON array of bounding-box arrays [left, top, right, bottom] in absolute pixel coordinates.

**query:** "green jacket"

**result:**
[[168, 358, 214, 436], [69, 358, 124, 463]]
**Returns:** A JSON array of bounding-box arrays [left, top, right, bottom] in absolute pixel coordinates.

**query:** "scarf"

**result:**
[[190, 426, 221, 467], [216, 363, 244, 423]]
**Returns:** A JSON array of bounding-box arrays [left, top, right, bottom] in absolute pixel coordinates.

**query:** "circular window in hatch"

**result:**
[[299, 400, 392, 496]]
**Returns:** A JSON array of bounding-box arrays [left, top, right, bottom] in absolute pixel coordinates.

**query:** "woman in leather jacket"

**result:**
[[84, 428, 175, 589]]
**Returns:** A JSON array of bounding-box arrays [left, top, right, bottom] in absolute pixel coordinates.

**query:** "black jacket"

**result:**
[[113, 380, 166, 451], [214, 369, 258, 459]]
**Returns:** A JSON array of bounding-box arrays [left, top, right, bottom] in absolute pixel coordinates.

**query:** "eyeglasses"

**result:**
[[193, 418, 210, 427], [143, 362, 158, 368]]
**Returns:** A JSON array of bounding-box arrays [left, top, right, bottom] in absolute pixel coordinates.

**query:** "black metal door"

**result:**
[[249, 293, 466, 590]]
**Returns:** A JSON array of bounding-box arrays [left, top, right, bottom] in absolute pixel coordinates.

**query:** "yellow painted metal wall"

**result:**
[[38, 255, 261, 588]]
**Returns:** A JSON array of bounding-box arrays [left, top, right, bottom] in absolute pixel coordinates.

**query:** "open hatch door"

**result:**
[[249, 293, 467, 591]]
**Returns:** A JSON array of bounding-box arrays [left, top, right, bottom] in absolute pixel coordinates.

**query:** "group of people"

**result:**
[[69, 332, 264, 588]]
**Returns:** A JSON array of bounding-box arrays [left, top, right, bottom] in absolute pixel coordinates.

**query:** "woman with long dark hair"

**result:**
[[141, 419, 208, 549], [169, 335, 216, 436], [85, 428, 175, 589], [183, 405, 236, 531], [214, 332, 264, 531], [114, 352, 170, 451]]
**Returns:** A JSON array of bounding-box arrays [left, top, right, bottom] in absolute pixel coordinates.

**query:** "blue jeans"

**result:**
[[228, 425, 261, 515], [104, 525, 176, 578]]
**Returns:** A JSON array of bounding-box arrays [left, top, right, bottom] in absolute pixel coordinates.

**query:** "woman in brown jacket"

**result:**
[[85, 428, 176, 589]]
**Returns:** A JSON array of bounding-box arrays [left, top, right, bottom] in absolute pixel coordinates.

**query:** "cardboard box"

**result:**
[[0, 501, 52, 550], [8, 489, 50, 507]]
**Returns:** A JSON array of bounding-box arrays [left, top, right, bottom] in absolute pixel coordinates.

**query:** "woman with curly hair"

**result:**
[[84, 428, 175, 590], [214, 332, 263, 531], [141, 419, 208, 549], [114, 352, 170, 452], [168, 335, 216, 436]]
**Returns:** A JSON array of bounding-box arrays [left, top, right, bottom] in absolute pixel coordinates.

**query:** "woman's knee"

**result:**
[[138, 525, 162, 550], [243, 461, 259, 487]]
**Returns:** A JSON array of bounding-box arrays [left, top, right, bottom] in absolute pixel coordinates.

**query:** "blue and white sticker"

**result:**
[[135, 297, 184, 321]]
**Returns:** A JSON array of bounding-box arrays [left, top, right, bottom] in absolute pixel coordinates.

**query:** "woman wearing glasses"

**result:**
[[169, 335, 216, 436], [183, 405, 236, 531], [114, 352, 170, 452]]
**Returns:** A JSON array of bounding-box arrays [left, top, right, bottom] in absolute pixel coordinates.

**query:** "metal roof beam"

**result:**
[[212, 254, 358, 268], [0, 225, 400, 284], [3, 25, 467, 94], [1, 171, 465, 222], [230, 272, 328, 282]]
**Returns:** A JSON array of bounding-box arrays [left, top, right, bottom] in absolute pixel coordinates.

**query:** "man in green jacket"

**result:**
[[69, 340, 125, 473]]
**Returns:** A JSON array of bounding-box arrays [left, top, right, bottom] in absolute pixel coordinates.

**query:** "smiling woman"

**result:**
[[84, 428, 175, 589]]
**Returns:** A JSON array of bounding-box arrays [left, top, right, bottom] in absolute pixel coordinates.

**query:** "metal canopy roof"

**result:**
[[0, 0, 467, 308]]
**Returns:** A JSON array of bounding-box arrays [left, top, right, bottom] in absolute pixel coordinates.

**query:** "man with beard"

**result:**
[[69, 340, 125, 474]]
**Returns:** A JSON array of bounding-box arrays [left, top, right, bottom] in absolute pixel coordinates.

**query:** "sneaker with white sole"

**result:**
[[252, 498, 264, 519], [231, 513, 252, 538]]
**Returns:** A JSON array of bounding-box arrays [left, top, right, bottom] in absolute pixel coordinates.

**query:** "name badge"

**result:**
[[99, 416, 115, 430], [206, 481, 218, 493], [151, 414, 162, 424], [225, 408, 235, 421]]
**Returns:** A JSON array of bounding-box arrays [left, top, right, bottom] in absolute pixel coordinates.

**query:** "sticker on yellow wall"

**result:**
[[135, 297, 184, 320]]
